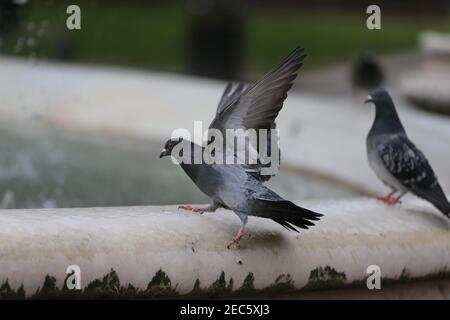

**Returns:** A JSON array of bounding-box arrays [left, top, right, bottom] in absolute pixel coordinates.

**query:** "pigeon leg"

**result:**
[[178, 203, 219, 214], [178, 205, 207, 214], [387, 191, 407, 205], [227, 224, 250, 249], [375, 190, 398, 205]]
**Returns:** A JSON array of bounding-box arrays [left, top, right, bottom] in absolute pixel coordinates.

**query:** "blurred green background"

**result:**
[[1, 0, 450, 75]]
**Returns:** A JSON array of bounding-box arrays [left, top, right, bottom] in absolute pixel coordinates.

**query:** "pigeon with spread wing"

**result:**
[[160, 47, 323, 247]]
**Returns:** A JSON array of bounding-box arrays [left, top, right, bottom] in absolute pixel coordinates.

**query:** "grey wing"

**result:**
[[217, 171, 322, 231], [210, 47, 305, 180], [210, 47, 305, 131], [215, 82, 246, 116], [240, 121, 280, 182], [378, 134, 438, 190]]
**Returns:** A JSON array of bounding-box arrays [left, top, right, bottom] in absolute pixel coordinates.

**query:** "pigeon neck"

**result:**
[[178, 141, 205, 166], [371, 101, 405, 134], [179, 141, 206, 182]]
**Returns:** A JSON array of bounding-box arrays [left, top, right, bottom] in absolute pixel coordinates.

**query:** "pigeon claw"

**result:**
[[227, 226, 250, 249], [375, 195, 401, 206], [227, 239, 238, 250], [177, 205, 205, 214]]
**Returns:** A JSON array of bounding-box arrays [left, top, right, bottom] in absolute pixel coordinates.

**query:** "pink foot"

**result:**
[[375, 195, 400, 206], [178, 205, 206, 214], [227, 226, 250, 249]]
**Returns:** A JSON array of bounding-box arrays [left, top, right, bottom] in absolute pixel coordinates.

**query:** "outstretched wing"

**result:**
[[215, 83, 246, 117], [209, 47, 305, 181], [378, 134, 438, 190], [210, 47, 305, 131]]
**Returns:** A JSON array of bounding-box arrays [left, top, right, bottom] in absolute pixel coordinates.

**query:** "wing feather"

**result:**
[[210, 47, 306, 131], [208, 47, 305, 181], [378, 134, 437, 189]]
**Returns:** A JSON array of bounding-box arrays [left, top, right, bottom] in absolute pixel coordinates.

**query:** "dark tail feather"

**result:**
[[255, 199, 323, 232], [432, 196, 450, 218], [414, 184, 450, 218]]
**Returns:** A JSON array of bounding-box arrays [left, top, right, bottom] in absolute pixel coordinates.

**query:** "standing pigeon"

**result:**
[[365, 88, 450, 217], [160, 47, 323, 247]]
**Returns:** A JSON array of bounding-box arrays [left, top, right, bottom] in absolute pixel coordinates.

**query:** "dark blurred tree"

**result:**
[[352, 51, 385, 91], [186, 0, 244, 80], [0, 0, 25, 36]]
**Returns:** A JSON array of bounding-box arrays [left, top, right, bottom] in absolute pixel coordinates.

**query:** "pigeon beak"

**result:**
[[159, 149, 170, 158], [364, 95, 373, 104]]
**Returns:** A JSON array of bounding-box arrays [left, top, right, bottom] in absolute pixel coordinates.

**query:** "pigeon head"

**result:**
[[160, 137, 183, 158], [364, 87, 392, 106], [365, 87, 405, 133]]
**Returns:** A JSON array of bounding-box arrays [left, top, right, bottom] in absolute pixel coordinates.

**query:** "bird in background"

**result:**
[[365, 88, 450, 218], [160, 47, 323, 248], [352, 51, 384, 91]]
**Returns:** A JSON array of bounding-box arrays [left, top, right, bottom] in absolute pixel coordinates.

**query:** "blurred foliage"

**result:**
[[247, 9, 450, 71], [1, 1, 186, 71], [1, 0, 450, 75]]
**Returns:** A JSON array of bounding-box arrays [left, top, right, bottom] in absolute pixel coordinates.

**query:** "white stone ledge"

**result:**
[[0, 197, 449, 298], [420, 31, 450, 57], [400, 32, 450, 115]]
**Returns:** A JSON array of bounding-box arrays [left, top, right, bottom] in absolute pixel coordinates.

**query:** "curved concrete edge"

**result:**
[[400, 31, 450, 115], [400, 71, 450, 114], [420, 31, 450, 57], [0, 197, 449, 298]]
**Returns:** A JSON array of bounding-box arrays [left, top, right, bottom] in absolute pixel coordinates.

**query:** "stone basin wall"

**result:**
[[0, 197, 449, 299]]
